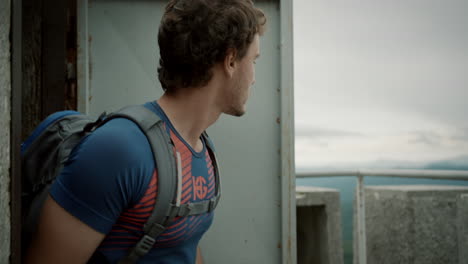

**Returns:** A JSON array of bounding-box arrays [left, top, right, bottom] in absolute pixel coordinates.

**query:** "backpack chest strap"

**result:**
[[168, 194, 221, 218]]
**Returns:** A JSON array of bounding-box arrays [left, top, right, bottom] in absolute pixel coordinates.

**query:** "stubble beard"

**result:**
[[227, 90, 247, 117], [223, 77, 248, 117], [224, 103, 246, 117]]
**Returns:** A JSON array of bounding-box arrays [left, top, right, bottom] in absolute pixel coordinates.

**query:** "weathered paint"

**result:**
[[65, 1, 78, 111], [22, 0, 43, 140], [280, 0, 296, 262], [77, 0, 89, 113], [0, 0, 11, 262]]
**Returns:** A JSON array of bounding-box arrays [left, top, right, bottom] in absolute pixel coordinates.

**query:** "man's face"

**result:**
[[223, 34, 260, 117]]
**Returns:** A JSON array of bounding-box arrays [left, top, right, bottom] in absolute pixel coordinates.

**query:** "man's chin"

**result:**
[[224, 106, 246, 117]]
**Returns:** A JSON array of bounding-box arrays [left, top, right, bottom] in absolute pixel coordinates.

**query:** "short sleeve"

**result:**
[[49, 118, 156, 234]]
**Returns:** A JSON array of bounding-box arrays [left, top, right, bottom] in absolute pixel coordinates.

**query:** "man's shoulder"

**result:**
[[68, 117, 153, 171]]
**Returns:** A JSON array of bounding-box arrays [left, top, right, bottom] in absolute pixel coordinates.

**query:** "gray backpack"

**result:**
[[21, 105, 221, 263]]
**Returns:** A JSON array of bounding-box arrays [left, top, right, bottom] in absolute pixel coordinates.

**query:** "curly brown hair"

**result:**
[[157, 0, 266, 93]]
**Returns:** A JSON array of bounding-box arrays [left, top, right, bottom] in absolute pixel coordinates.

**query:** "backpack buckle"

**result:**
[[208, 198, 217, 212], [169, 203, 193, 218], [134, 234, 156, 256], [83, 111, 107, 133], [178, 203, 192, 217]]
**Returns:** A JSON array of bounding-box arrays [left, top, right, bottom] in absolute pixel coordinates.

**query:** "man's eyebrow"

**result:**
[[255, 54, 260, 59]]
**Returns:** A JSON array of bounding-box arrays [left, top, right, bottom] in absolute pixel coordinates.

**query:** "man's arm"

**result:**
[[25, 195, 105, 264], [196, 246, 204, 264]]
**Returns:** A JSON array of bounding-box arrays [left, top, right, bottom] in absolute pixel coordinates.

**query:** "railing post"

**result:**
[[356, 174, 367, 264]]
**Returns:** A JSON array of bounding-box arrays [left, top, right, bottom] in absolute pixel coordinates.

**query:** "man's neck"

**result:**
[[157, 87, 221, 152]]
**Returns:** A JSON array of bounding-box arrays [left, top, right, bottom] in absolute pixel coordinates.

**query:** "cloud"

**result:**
[[295, 127, 366, 140], [450, 128, 468, 142], [293, 0, 468, 168], [408, 131, 442, 146], [294, 0, 468, 129]]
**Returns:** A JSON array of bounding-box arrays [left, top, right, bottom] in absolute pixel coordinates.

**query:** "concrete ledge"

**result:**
[[296, 186, 343, 264], [458, 194, 468, 264], [355, 185, 468, 264]]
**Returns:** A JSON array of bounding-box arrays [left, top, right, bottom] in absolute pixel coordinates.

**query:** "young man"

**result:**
[[25, 0, 266, 263]]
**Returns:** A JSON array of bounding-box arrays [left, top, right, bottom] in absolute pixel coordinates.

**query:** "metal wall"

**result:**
[[0, 0, 11, 262], [78, 1, 295, 263]]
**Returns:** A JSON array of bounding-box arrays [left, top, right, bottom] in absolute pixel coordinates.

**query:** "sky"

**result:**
[[293, 0, 468, 169]]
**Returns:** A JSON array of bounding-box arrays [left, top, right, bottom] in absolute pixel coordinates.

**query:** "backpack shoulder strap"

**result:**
[[159, 132, 222, 219], [103, 105, 178, 264], [202, 132, 221, 210], [106, 105, 222, 264]]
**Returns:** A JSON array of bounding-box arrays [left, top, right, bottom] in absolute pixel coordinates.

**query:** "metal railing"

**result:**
[[296, 169, 468, 264]]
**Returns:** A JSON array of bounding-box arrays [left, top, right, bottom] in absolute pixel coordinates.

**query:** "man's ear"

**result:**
[[224, 48, 237, 78]]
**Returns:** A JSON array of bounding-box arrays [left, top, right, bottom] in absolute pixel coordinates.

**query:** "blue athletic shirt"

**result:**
[[50, 101, 217, 263]]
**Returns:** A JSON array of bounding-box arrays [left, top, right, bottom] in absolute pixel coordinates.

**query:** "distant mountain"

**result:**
[[296, 159, 425, 172], [297, 154, 468, 172], [423, 155, 468, 170]]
